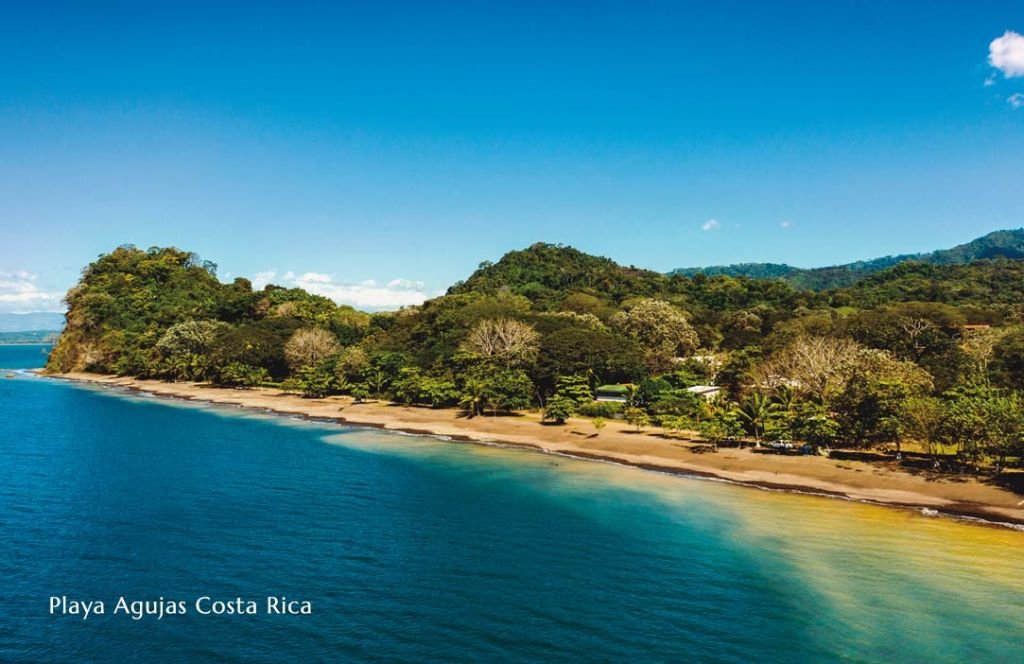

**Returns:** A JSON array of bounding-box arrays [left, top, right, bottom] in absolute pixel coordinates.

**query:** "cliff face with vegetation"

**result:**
[[48, 237, 1024, 469], [47, 245, 369, 378]]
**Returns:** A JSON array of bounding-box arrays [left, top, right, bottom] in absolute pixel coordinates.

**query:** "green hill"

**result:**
[[670, 228, 1024, 290], [447, 242, 670, 307]]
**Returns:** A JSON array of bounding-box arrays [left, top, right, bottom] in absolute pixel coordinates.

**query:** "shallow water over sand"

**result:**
[[2, 346, 1022, 662]]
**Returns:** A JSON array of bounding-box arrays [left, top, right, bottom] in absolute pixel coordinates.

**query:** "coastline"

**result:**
[[49, 371, 1024, 528]]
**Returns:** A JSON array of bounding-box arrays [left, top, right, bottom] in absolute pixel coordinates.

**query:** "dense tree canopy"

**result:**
[[47, 241, 1024, 472]]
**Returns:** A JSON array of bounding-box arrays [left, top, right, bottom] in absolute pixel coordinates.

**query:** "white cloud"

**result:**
[[701, 219, 720, 232], [0, 271, 64, 313], [1010, 93, 1024, 109], [989, 30, 1024, 78], [251, 270, 277, 290], [984, 76, 996, 87], [298, 272, 332, 284], [388, 278, 426, 289], [284, 272, 432, 310], [780, 220, 793, 229]]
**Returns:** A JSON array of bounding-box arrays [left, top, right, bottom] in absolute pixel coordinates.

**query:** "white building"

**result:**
[[686, 385, 722, 401]]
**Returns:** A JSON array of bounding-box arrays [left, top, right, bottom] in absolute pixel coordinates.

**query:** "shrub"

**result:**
[[578, 401, 623, 418]]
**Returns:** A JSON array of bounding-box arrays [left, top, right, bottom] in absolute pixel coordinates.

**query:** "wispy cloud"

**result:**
[[284, 272, 432, 310], [1010, 93, 1024, 109], [701, 219, 720, 232], [780, 220, 793, 229], [0, 271, 64, 313], [989, 30, 1024, 78]]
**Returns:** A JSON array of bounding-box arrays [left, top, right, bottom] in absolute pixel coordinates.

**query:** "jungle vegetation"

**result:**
[[46, 240, 1024, 472]]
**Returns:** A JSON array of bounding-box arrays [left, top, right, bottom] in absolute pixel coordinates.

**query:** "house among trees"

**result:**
[[686, 385, 722, 401], [595, 385, 630, 403]]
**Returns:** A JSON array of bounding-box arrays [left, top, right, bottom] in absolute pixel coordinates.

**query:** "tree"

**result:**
[[941, 384, 1024, 470], [647, 387, 702, 418], [834, 377, 913, 451], [217, 362, 269, 388], [391, 368, 459, 408], [392, 367, 426, 405], [696, 412, 742, 448], [349, 383, 371, 403], [984, 392, 1024, 472], [481, 369, 535, 415], [735, 392, 777, 442], [991, 329, 1024, 390], [959, 326, 1008, 380], [716, 346, 761, 399], [158, 352, 210, 382], [659, 415, 690, 436], [764, 408, 795, 442], [592, 417, 607, 435], [156, 320, 225, 358], [721, 310, 763, 349], [209, 317, 301, 380], [543, 395, 577, 424], [788, 402, 839, 448], [611, 299, 700, 373], [284, 328, 340, 371], [288, 365, 335, 398], [624, 407, 651, 432], [334, 346, 370, 383], [535, 327, 644, 391], [754, 335, 862, 402], [553, 375, 593, 406], [419, 376, 459, 408], [460, 318, 540, 368], [901, 396, 945, 463], [458, 376, 487, 417], [898, 316, 935, 355], [366, 351, 408, 399]]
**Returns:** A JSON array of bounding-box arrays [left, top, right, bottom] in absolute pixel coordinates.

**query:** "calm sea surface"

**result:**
[[1, 344, 1022, 662]]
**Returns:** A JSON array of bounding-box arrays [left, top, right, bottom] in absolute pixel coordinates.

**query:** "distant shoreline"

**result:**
[[0, 341, 55, 346], [46, 371, 1024, 529]]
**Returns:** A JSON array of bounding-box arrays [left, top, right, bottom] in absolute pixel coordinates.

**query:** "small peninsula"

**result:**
[[46, 239, 1024, 525]]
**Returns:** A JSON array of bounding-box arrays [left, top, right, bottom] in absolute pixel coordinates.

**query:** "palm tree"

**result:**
[[168, 355, 191, 381], [368, 369, 387, 400], [624, 383, 640, 409], [771, 384, 800, 412], [186, 353, 210, 381], [736, 392, 778, 444], [459, 378, 486, 418]]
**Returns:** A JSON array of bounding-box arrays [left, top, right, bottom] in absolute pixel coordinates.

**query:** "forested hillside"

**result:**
[[671, 228, 1024, 290], [47, 241, 1024, 470]]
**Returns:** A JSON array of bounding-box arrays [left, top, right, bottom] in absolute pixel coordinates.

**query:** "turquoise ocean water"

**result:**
[[1, 344, 1022, 662]]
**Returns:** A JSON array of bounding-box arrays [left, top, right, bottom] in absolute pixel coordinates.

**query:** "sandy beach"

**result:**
[[51, 372, 1024, 527]]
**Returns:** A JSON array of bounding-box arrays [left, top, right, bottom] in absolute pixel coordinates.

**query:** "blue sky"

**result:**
[[2, 0, 1023, 312]]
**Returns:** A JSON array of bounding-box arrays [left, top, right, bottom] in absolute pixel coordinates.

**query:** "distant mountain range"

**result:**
[[0, 330, 60, 344], [669, 229, 1024, 290], [0, 312, 65, 334]]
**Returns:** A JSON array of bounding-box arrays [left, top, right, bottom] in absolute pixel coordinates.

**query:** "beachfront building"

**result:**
[[594, 385, 630, 403]]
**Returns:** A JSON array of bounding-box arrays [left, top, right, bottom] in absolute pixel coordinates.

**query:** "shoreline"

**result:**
[[47, 371, 1024, 529]]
